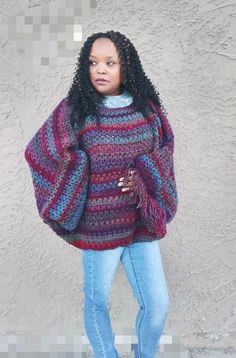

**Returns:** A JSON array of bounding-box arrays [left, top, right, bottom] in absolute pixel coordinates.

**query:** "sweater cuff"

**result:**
[[122, 162, 167, 237]]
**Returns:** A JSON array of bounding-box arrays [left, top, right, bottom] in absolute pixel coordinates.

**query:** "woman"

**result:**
[[24, 30, 178, 358]]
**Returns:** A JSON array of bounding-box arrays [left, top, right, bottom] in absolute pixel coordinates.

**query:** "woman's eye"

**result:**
[[89, 61, 115, 66]]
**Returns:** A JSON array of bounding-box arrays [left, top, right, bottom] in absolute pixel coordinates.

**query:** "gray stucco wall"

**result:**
[[0, 0, 235, 356]]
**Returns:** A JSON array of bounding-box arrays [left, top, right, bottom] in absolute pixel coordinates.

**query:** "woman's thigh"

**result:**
[[120, 241, 170, 311], [82, 246, 124, 306]]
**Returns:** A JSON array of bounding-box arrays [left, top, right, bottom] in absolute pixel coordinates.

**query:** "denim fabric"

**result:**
[[82, 240, 170, 358]]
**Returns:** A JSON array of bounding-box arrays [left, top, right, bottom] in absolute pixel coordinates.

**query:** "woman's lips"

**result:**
[[96, 79, 108, 84]]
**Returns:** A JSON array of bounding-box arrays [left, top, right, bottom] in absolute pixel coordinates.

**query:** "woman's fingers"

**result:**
[[119, 170, 136, 182], [118, 170, 136, 191], [118, 179, 133, 185], [118, 178, 134, 186]]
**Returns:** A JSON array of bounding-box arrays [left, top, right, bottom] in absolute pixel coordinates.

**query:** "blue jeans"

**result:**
[[82, 240, 170, 358]]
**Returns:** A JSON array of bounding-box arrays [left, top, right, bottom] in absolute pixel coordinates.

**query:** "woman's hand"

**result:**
[[118, 169, 136, 192]]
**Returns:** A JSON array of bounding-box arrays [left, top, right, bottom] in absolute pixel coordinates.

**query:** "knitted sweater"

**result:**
[[24, 95, 178, 250]]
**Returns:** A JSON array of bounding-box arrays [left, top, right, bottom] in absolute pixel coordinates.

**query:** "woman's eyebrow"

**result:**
[[89, 55, 116, 59]]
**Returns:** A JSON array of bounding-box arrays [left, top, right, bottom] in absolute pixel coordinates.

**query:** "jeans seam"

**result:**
[[128, 246, 145, 358]]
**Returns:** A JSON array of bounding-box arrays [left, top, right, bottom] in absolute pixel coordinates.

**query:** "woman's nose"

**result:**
[[97, 70, 105, 75], [97, 65, 106, 74]]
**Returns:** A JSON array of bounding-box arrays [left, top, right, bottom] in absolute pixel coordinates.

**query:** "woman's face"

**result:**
[[88, 38, 122, 96]]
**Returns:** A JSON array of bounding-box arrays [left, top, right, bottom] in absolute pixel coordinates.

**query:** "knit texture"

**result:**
[[24, 96, 178, 250], [125, 100, 178, 237]]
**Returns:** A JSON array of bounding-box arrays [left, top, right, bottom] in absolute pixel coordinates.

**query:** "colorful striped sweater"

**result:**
[[24, 96, 178, 250]]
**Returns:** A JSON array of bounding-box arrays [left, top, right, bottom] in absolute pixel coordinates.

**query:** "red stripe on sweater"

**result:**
[[90, 169, 123, 183], [79, 117, 149, 137], [88, 138, 152, 155], [52, 106, 64, 158], [70, 235, 133, 250]]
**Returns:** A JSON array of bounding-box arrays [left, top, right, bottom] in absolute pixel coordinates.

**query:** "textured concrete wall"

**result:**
[[1, 0, 236, 355]]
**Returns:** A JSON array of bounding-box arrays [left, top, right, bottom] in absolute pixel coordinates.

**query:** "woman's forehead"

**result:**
[[89, 38, 119, 58]]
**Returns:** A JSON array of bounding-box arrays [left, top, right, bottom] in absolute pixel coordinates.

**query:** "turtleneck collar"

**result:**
[[100, 87, 133, 108]]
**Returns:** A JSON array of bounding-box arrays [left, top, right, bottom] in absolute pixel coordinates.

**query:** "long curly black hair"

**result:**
[[67, 30, 167, 130]]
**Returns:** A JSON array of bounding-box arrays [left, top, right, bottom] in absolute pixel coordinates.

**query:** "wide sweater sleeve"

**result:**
[[24, 97, 90, 236], [124, 100, 178, 237]]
